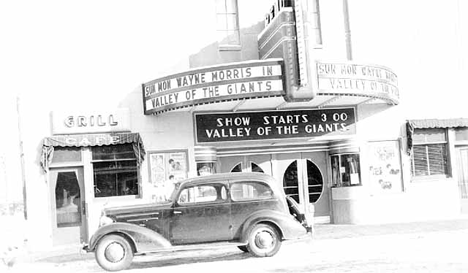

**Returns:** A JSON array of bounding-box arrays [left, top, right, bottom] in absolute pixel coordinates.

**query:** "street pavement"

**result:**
[[5, 217, 468, 272]]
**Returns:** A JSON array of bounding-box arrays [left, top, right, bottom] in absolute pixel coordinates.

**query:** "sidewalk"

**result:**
[[313, 216, 468, 240], [12, 216, 468, 266]]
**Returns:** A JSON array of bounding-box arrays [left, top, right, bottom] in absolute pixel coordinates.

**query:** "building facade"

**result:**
[[1, 0, 468, 250]]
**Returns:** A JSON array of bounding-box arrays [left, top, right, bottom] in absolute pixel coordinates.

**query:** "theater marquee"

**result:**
[[316, 61, 399, 104], [194, 108, 356, 144], [142, 59, 285, 115]]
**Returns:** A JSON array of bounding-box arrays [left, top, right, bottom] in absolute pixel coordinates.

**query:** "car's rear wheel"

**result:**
[[246, 223, 282, 257], [95, 234, 134, 271]]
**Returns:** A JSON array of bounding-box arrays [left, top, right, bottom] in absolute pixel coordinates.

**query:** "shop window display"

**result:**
[[92, 144, 139, 197], [330, 154, 361, 187]]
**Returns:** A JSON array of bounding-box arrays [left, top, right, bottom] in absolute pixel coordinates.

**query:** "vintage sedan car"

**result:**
[[83, 172, 312, 271]]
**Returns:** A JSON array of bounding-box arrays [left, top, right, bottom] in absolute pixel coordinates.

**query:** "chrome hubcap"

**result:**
[[104, 242, 125, 263], [255, 230, 274, 249]]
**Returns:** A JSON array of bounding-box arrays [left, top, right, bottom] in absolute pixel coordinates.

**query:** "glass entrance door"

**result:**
[[275, 152, 329, 221], [219, 152, 330, 221], [49, 167, 86, 245]]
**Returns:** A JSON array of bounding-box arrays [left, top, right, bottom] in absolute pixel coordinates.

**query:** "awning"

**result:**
[[41, 132, 146, 172], [406, 118, 468, 156], [408, 118, 468, 129]]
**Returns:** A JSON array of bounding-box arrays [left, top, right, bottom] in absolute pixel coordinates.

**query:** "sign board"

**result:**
[[258, 7, 315, 102], [45, 132, 138, 147], [51, 108, 131, 135], [367, 140, 403, 193], [195, 108, 356, 143], [142, 60, 285, 115], [316, 62, 399, 104], [148, 150, 188, 202]]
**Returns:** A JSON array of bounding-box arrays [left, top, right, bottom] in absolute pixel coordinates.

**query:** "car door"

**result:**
[[229, 180, 277, 240], [170, 182, 232, 245]]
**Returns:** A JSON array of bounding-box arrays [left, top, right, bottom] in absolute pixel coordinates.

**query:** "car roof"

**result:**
[[178, 172, 278, 188]]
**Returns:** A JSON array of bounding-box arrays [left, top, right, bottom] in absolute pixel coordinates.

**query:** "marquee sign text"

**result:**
[[195, 108, 356, 143], [142, 59, 285, 115], [316, 62, 399, 104]]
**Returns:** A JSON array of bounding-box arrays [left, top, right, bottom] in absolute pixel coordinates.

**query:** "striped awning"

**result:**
[[408, 118, 468, 129], [43, 132, 142, 147], [41, 132, 145, 172]]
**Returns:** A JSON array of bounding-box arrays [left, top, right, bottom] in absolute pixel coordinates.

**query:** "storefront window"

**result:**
[[330, 154, 361, 187], [92, 144, 139, 197], [411, 129, 449, 177]]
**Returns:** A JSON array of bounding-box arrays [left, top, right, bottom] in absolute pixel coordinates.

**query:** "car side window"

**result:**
[[230, 181, 273, 201], [177, 184, 227, 204]]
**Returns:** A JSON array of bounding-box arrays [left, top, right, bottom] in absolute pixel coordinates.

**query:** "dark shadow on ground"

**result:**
[[129, 248, 251, 270], [36, 252, 94, 263]]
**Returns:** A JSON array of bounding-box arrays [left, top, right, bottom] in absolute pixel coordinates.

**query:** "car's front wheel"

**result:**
[[95, 234, 134, 271], [246, 223, 282, 257]]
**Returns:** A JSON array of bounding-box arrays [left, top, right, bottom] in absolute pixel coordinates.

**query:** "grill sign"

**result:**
[[195, 108, 356, 143]]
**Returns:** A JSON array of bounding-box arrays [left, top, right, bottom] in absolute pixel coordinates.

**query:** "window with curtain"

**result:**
[[215, 0, 240, 48], [411, 128, 449, 177]]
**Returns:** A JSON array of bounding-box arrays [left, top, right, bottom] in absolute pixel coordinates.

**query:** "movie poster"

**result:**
[[368, 141, 403, 193], [148, 150, 188, 201]]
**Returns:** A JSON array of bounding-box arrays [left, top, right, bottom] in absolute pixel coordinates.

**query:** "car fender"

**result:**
[[239, 209, 307, 243], [86, 222, 171, 253]]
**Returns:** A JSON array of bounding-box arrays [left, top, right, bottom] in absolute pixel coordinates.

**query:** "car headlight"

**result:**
[[99, 213, 115, 227]]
